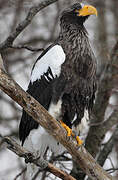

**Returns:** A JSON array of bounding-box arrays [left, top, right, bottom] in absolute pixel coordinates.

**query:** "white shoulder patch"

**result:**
[[31, 45, 66, 83]]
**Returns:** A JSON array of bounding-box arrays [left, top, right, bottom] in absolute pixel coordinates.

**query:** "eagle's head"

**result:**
[[60, 3, 97, 25]]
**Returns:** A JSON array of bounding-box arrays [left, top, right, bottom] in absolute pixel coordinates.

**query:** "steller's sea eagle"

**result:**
[[19, 3, 97, 179]]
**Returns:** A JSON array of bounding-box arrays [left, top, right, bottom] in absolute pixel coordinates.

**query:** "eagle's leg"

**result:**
[[60, 120, 83, 145]]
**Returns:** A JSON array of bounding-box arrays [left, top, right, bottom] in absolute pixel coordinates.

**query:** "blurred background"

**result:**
[[0, 0, 118, 179]]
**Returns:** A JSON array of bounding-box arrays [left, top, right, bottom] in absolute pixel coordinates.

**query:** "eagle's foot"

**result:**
[[60, 120, 72, 136], [71, 131, 83, 146], [75, 135, 83, 146], [60, 120, 83, 146]]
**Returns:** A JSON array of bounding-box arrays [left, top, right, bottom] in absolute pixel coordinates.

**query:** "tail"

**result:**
[[23, 126, 65, 179]]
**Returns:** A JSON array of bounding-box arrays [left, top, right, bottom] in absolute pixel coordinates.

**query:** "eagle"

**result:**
[[19, 3, 97, 178]]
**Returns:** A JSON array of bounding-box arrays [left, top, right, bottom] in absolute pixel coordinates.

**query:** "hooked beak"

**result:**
[[76, 5, 97, 17]]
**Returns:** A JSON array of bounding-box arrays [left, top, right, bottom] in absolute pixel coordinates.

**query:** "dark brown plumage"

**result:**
[[19, 3, 97, 178], [51, 3, 97, 130], [19, 3, 97, 151]]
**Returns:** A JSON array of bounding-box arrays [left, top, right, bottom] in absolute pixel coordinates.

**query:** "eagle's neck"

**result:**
[[58, 19, 96, 80], [59, 19, 88, 54]]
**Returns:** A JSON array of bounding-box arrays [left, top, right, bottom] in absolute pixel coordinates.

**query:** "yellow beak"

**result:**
[[76, 5, 97, 17]]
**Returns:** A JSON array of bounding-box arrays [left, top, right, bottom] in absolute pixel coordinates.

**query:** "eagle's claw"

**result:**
[[60, 120, 72, 136], [76, 136, 83, 146], [60, 120, 83, 146]]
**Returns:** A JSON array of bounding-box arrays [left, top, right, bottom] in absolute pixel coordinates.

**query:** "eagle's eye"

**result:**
[[74, 8, 80, 15]]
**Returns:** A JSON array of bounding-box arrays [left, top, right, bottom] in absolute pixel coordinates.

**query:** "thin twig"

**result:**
[[14, 168, 26, 180], [106, 168, 118, 173], [97, 128, 118, 166], [10, 45, 44, 52]]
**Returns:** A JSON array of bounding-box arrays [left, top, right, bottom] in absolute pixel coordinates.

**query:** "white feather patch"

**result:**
[[48, 100, 62, 120], [24, 126, 64, 157], [24, 126, 65, 179], [72, 109, 89, 140], [31, 45, 66, 83], [24, 99, 64, 155], [24, 124, 65, 180]]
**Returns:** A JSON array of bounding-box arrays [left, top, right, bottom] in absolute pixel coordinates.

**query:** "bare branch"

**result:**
[[85, 40, 118, 158], [0, 54, 5, 70], [102, 109, 118, 132], [106, 168, 118, 174], [2, 136, 76, 180], [10, 45, 44, 52], [0, 67, 113, 180], [0, 0, 58, 52], [14, 168, 26, 180], [97, 127, 118, 166]]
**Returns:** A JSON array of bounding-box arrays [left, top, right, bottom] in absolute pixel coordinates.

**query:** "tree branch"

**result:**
[[0, 54, 5, 70], [0, 67, 113, 180], [0, 0, 58, 52], [1, 136, 75, 180], [97, 127, 118, 167], [14, 168, 26, 180], [85, 40, 118, 158], [9, 45, 44, 52]]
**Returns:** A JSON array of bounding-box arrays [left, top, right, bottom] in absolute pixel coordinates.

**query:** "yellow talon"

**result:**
[[76, 136, 83, 146], [60, 120, 72, 136], [60, 120, 83, 146]]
